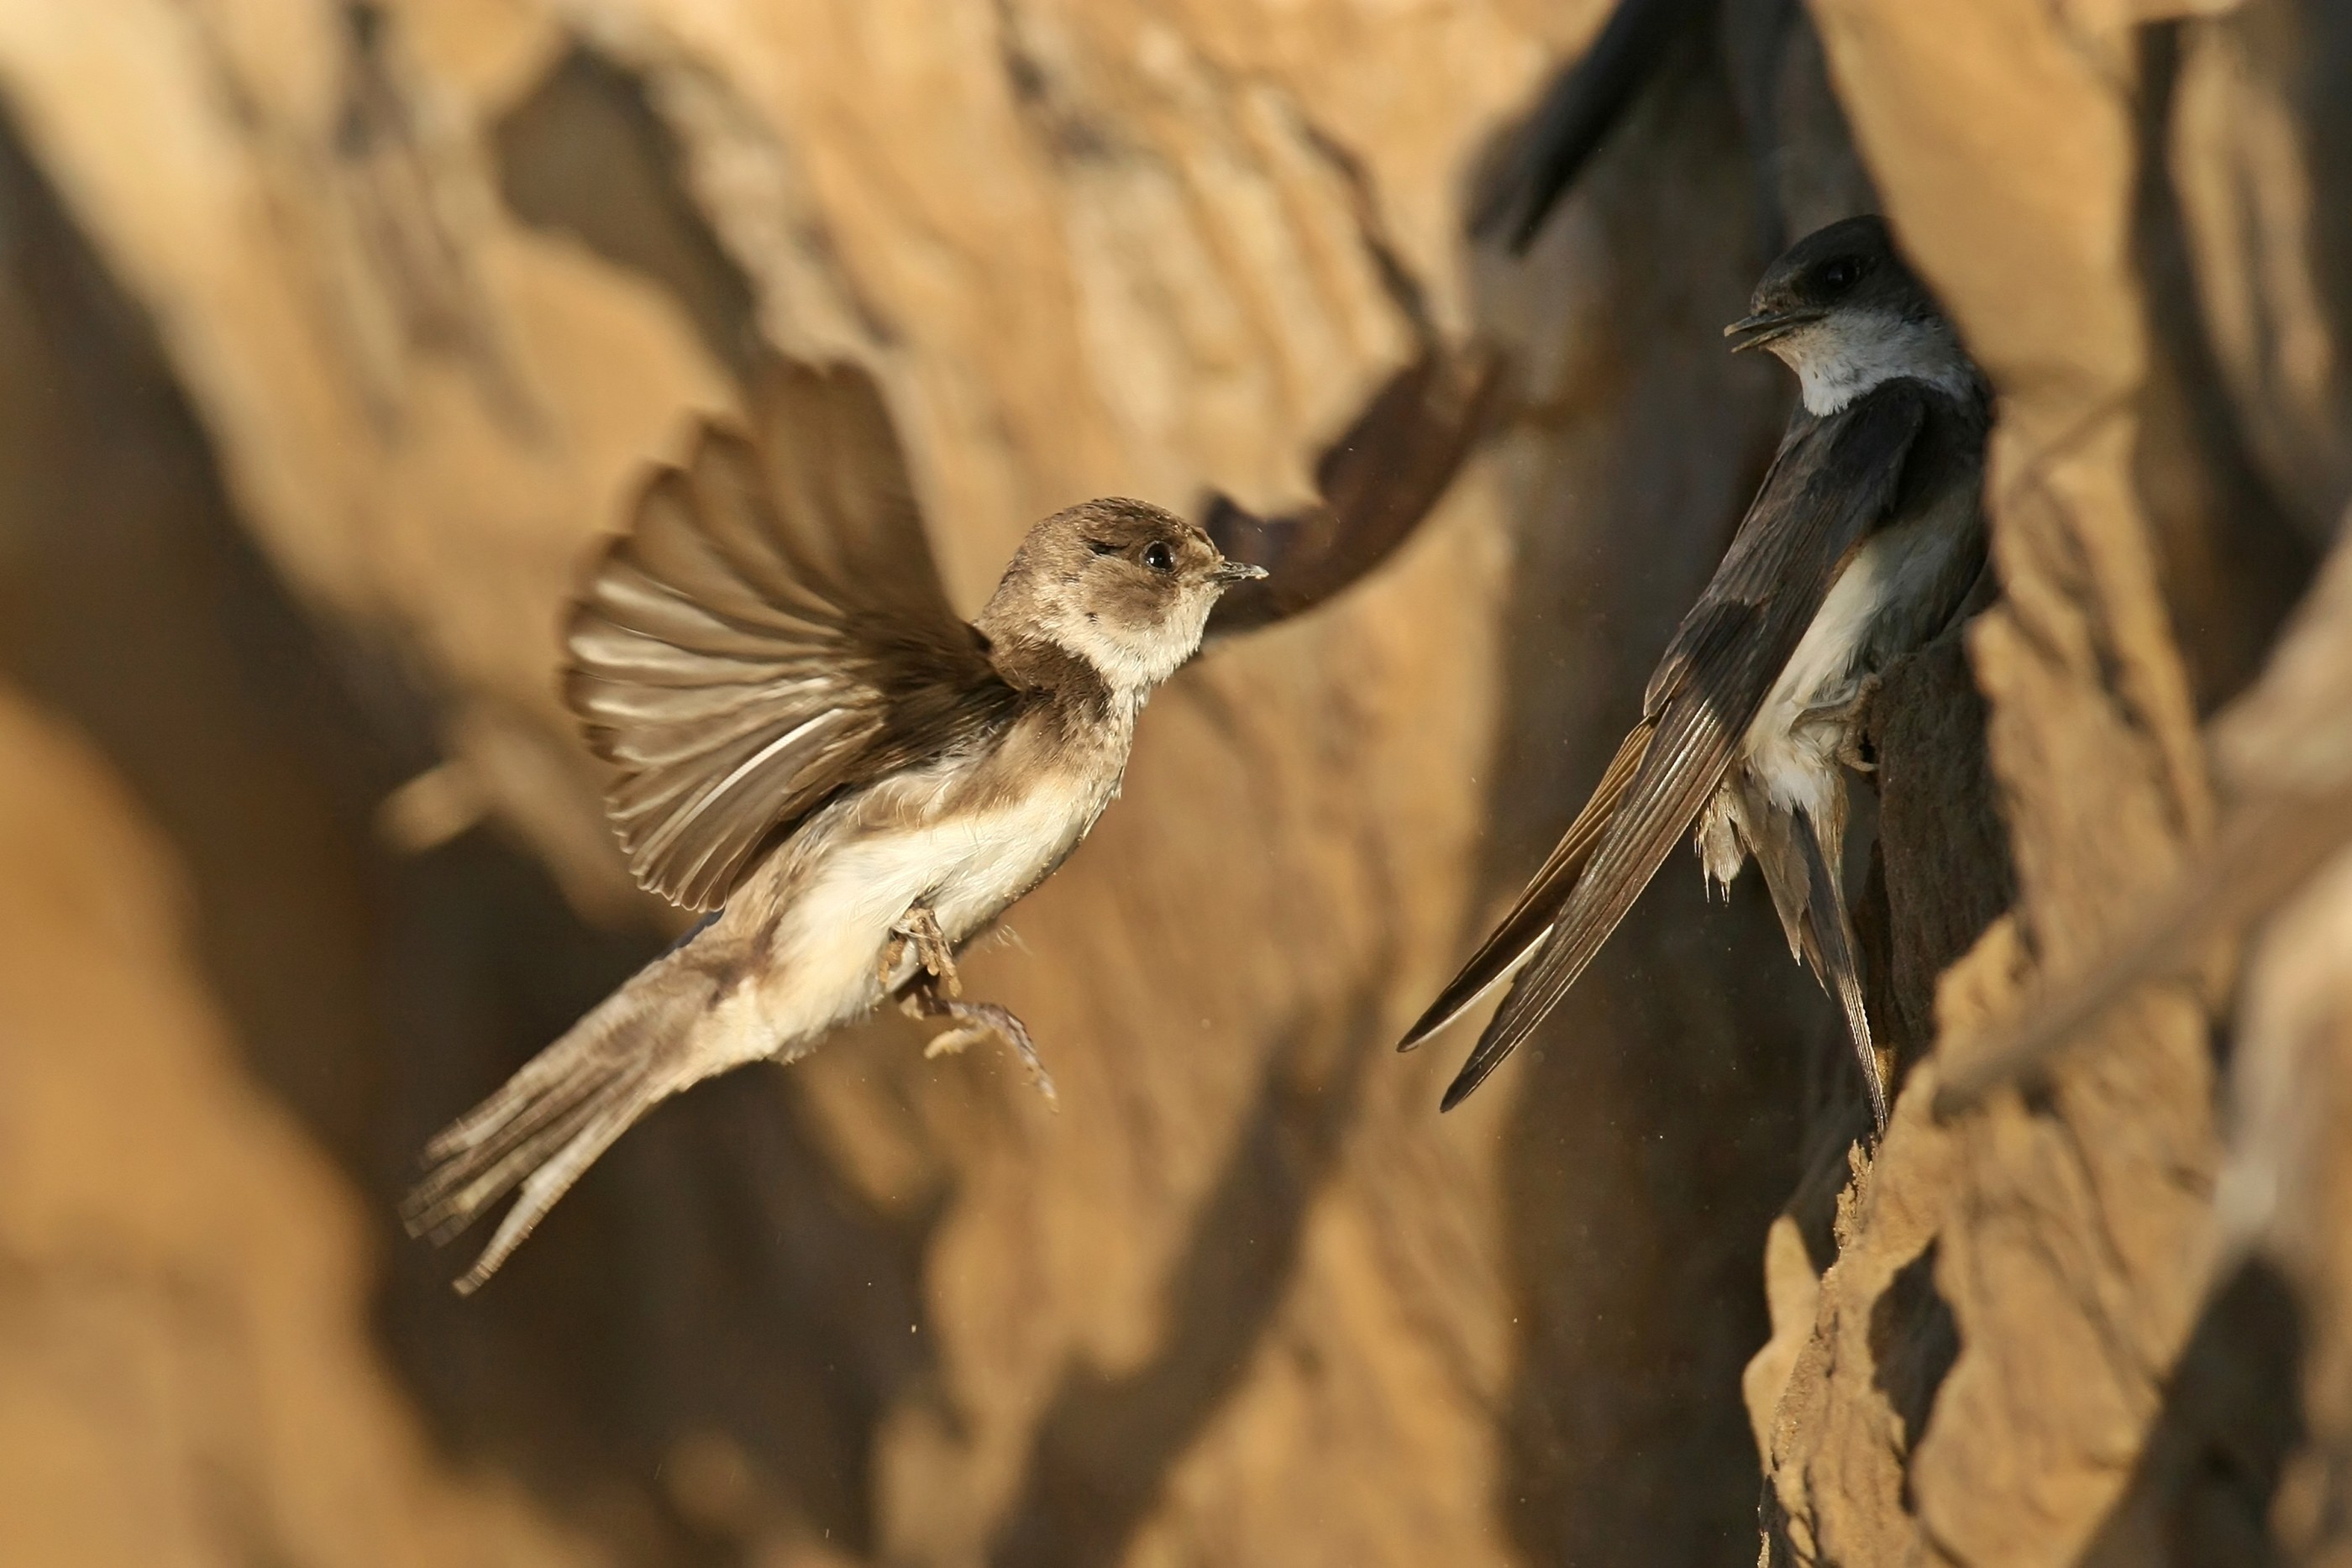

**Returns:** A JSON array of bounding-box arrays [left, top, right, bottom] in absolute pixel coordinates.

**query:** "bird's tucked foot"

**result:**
[[881, 902, 961, 994], [902, 978, 1057, 1106], [1810, 674, 1884, 773]]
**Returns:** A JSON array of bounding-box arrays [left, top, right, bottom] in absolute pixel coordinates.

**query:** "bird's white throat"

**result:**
[[1036, 595, 1212, 699], [1772, 309, 1977, 416]]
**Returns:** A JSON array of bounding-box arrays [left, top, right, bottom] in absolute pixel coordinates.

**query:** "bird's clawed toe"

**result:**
[[890, 903, 962, 995], [904, 978, 1056, 1105]]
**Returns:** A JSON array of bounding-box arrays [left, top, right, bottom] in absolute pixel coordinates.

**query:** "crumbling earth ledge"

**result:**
[[1753, 0, 2352, 1562]]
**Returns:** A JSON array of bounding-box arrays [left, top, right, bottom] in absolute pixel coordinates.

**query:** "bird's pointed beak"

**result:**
[[1210, 559, 1270, 585], [1723, 307, 1824, 353]]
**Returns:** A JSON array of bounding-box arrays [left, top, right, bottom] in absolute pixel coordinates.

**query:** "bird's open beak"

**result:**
[[1723, 307, 1824, 353], [1211, 559, 1270, 585]]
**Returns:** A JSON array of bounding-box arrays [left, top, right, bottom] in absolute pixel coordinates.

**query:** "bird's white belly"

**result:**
[[1740, 509, 1962, 821], [752, 783, 1100, 1046]]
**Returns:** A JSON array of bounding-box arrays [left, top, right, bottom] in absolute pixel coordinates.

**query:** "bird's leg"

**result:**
[[882, 902, 961, 995], [1807, 673, 1884, 773], [900, 974, 1058, 1106]]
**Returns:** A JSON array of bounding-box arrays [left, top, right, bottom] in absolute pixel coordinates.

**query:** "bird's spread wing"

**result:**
[[566, 356, 1013, 910], [1203, 343, 1501, 637], [1435, 383, 1932, 1109]]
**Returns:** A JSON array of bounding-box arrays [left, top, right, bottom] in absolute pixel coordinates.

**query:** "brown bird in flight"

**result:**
[[406, 348, 1498, 1293]]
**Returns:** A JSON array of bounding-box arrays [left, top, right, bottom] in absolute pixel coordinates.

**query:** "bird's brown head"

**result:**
[[977, 498, 1265, 695], [1723, 214, 1977, 414]]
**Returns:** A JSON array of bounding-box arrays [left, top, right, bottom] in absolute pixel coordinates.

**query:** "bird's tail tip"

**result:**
[[403, 1058, 662, 1294], [402, 988, 687, 1293]]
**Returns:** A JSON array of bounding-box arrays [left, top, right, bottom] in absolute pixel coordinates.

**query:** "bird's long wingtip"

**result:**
[[1399, 966, 1506, 1053], [1396, 995, 1460, 1053], [1438, 1046, 1506, 1112], [1436, 1009, 1530, 1110], [1400, 918, 1562, 1054]]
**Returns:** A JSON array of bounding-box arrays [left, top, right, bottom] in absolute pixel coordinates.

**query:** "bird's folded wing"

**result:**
[[1437, 382, 1932, 1109], [1399, 721, 1653, 1049], [565, 356, 1011, 910]]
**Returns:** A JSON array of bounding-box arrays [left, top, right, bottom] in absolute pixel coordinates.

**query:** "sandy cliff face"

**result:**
[[0, 2, 1552, 1563], [0, 688, 595, 1567], [0, 0, 2345, 1565]]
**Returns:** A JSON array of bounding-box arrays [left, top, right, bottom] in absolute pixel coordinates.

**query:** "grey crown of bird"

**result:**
[[403, 360, 1263, 1293], [1402, 214, 1992, 1128]]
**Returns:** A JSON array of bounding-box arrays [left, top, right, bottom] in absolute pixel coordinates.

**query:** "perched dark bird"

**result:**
[[405, 357, 1267, 1293], [1402, 216, 1992, 1125]]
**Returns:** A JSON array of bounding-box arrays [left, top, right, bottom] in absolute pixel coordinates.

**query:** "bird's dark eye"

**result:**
[[1816, 255, 1863, 294], [1142, 541, 1174, 572]]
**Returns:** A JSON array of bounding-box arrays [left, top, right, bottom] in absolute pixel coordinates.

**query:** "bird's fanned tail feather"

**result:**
[[402, 957, 715, 1294]]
